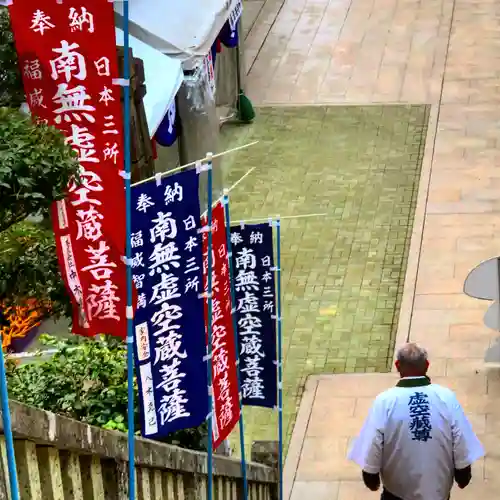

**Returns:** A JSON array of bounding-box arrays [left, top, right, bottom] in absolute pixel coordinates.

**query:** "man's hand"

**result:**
[[362, 471, 380, 491], [454, 465, 472, 489]]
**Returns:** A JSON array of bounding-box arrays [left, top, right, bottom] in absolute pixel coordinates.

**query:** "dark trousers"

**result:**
[[381, 489, 402, 500], [381, 488, 450, 500]]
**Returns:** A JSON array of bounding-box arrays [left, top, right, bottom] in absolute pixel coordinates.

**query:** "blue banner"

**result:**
[[131, 169, 208, 438], [220, 0, 242, 48], [155, 100, 178, 147], [230, 223, 277, 408]]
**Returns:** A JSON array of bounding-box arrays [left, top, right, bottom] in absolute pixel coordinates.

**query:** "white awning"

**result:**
[[114, 0, 238, 67], [115, 28, 183, 137]]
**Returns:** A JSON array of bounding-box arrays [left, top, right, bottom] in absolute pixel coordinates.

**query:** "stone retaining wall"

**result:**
[[0, 400, 277, 499]]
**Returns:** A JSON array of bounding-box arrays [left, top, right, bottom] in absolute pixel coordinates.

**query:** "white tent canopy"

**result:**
[[115, 28, 183, 138], [114, 0, 238, 67]]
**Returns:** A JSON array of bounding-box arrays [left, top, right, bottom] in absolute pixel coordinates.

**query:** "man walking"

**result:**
[[348, 343, 484, 500]]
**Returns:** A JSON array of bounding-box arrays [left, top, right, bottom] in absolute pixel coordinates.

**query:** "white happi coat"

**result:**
[[348, 377, 484, 500]]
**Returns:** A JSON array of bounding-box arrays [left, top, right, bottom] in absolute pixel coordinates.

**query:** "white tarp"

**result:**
[[114, 0, 237, 66], [115, 28, 183, 137]]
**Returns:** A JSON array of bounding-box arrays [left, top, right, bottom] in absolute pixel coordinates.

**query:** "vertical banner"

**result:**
[[201, 202, 240, 448], [8, 1, 128, 337], [230, 223, 277, 408], [131, 169, 208, 438]]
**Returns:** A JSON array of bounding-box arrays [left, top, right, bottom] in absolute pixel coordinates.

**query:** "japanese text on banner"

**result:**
[[202, 202, 240, 448], [230, 223, 278, 408], [8, 0, 128, 337], [131, 169, 208, 438]]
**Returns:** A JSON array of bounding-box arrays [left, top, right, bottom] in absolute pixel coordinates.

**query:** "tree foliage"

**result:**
[[0, 7, 24, 109], [0, 222, 71, 318], [0, 108, 80, 233], [6, 335, 207, 450]]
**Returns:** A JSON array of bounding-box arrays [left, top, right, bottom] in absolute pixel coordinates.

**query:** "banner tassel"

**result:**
[[274, 218, 284, 500], [222, 189, 249, 500], [205, 154, 215, 500]]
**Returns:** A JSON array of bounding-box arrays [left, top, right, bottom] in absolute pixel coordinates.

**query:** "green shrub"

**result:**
[[6, 334, 208, 450]]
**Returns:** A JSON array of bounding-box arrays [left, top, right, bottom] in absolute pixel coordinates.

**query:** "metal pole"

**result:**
[[0, 342, 20, 500], [274, 219, 283, 500], [122, 1, 135, 498], [205, 155, 215, 500], [222, 189, 248, 500]]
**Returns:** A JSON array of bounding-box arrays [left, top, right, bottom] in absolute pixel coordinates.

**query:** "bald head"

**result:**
[[395, 343, 429, 377]]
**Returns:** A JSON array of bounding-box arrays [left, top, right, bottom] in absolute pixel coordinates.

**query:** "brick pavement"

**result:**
[[240, 0, 500, 498], [221, 105, 428, 453], [245, 0, 453, 105]]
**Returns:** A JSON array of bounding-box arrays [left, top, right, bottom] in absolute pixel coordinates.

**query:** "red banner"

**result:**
[[202, 202, 240, 448], [9, 1, 129, 337]]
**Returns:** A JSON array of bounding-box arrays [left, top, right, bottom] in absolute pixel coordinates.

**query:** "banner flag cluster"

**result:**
[[130, 170, 280, 440]]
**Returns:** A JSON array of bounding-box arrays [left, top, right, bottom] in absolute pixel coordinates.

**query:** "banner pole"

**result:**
[[206, 155, 215, 500], [274, 218, 284, 500], [222, 189, 248, 500], [122, 1, 136, 499], [0, 341, 20, 500]]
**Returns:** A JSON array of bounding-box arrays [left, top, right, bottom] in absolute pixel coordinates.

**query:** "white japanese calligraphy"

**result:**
[[131, 231, 144, 248], [234, 269, 259, 292], [235, 248, 256, 270], [132, 252, 144, 269], [82, 241, 117, 280], [103, 143, 119, 164], [50, 41, 87, 82], [132, 274, 145, 289], [183, 215, 196, 231], [185, 276, 200, 293], [94, 57, 110, 76], [53, 84, 95, 124], [99, 86, 114, 105], [150, 212, 177, 243], [154, 333, 187, 365], [136, 194, 155, 213], [76, 205, 103, 241], [148, 242, 181, 275], [150, 302, 182, 337], [103, 115, 119, 135], [237, 292, 260, 313], [87, 280, 120, 321], [66, 124, 99, 163], [68, 168, 103, 206], [137, 293, 147, 309], [164, 182, 183, 205], [185, 236, 198, 252], [250, 231, 263, 244], [28, 88, 46, 109], [23, 59, 42, 80], [241, 355, 265, 399], [150, 273, 181, 306], [69, 7, 94, 33], [30, 10, 55, 35], [158, 390, 190, 424]]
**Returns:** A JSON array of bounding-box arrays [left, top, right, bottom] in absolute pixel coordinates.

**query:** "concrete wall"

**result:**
[[0, 400, 277, 499]]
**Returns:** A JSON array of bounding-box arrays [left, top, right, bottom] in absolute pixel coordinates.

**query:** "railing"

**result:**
[[0, 400, 277, 500]]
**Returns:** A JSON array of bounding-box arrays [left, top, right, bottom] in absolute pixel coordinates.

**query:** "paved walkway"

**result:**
[[222, 104, 427, 452], [241, 0, 500, 498]]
